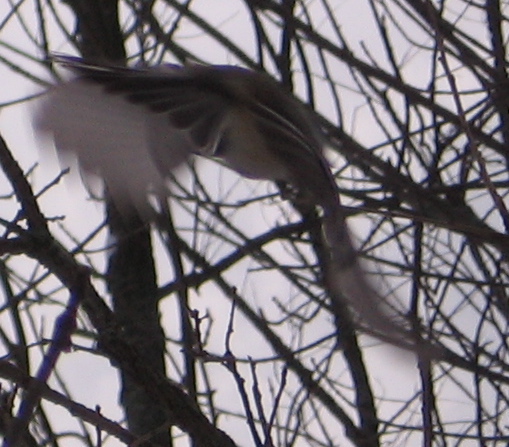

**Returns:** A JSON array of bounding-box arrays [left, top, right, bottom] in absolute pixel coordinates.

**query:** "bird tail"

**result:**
[[320, 206, 415, 350]]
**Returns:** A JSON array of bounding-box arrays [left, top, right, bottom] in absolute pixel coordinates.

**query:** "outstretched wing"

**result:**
[[52, 56, 235, 154], [47, 57, 336, 198]]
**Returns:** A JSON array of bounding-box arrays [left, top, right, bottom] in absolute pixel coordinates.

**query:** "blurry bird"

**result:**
[[34, 56, 407, 348]]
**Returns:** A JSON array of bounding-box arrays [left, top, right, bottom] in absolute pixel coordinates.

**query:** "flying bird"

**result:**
[[34, 56, 409, 349]]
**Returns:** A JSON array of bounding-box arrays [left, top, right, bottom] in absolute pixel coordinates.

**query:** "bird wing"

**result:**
[[51, 56, 232, 155], [50, 57, 336, 197]]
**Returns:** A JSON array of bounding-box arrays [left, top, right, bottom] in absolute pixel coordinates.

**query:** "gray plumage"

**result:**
[[35, 56, 408, 349]]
